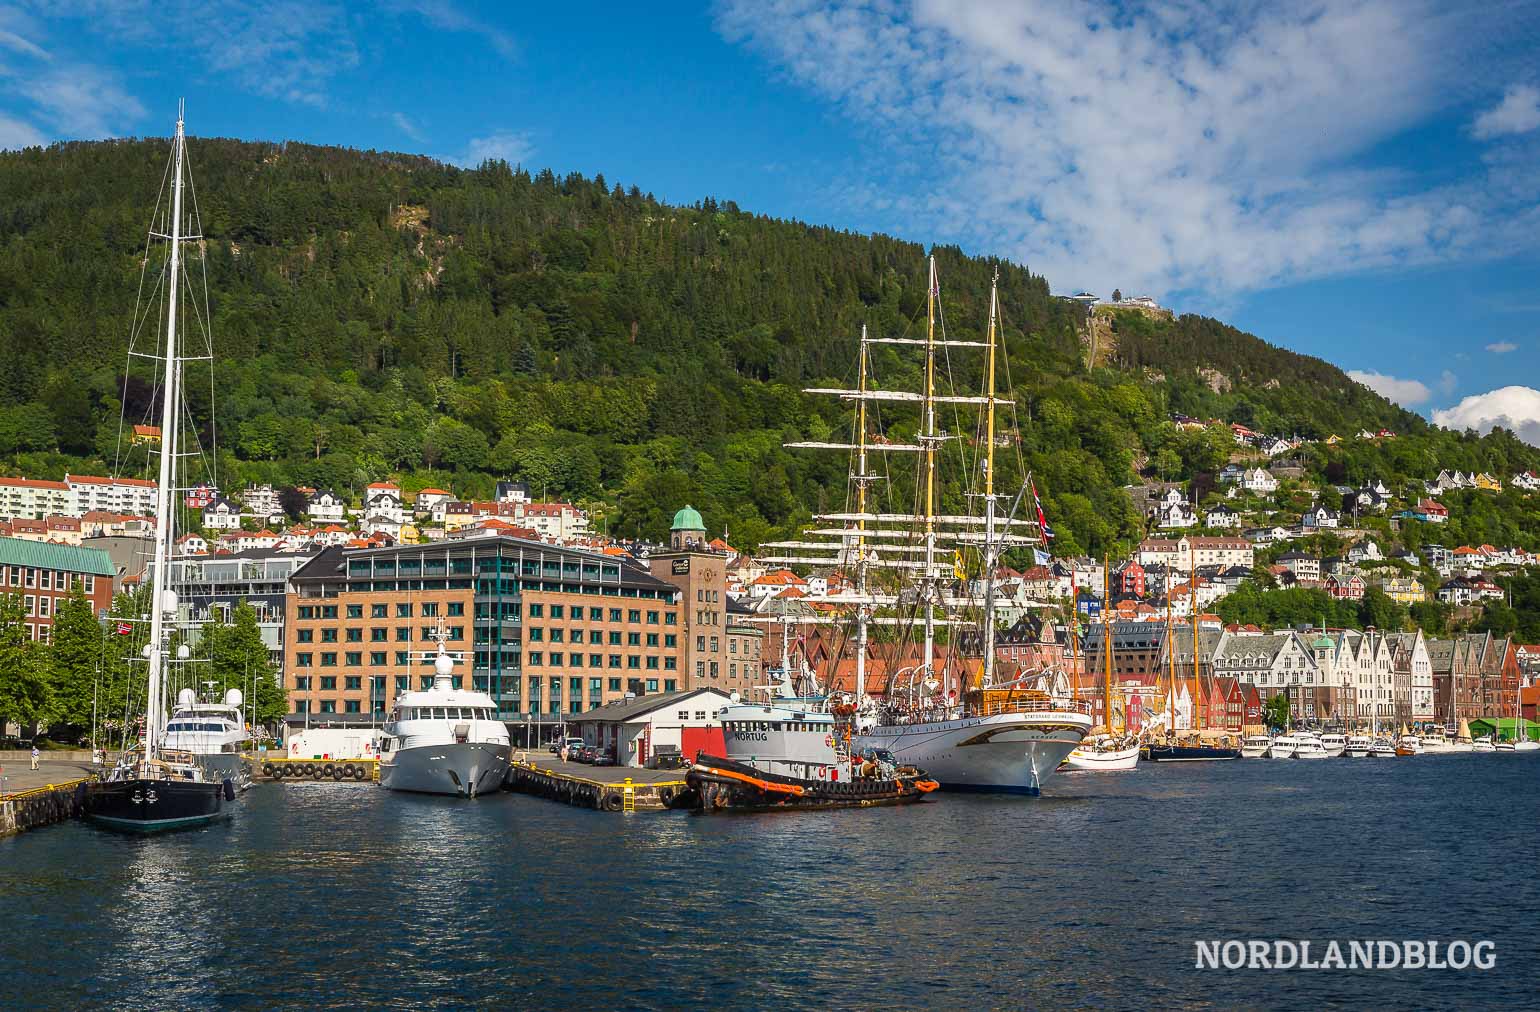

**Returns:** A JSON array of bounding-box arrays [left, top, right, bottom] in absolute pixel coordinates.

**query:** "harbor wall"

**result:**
[[0, 780, 86, 838]]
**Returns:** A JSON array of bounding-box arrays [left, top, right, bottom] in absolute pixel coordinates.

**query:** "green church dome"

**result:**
[[671, 504, 705, 531]]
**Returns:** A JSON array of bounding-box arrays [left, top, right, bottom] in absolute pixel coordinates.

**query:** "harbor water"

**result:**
[[3, 756, 1536, 1010]]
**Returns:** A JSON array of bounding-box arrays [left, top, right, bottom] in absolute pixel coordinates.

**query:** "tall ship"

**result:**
[[378, 624, 511, 797], [764, 259, 1091, 795], [84, 105, 234, 832]]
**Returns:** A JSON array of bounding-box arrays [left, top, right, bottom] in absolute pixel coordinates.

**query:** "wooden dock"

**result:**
[[505, 755, 689, 812]]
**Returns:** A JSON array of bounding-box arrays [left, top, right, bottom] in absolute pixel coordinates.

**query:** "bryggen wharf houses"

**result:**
[[284, 537, 685, 735]]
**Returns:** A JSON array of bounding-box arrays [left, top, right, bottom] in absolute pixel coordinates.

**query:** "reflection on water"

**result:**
[[2, 758, 1536, 1009]]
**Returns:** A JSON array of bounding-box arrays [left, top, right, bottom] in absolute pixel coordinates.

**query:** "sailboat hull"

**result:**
[[83, 778, 227, 833], [855, 709, 1091, 795], [1142, 743, 1241, 762], [1062, 744, 1141, 771]]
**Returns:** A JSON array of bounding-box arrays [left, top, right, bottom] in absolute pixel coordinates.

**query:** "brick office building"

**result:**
[[0, 538, 115, 643], [284, 537, 684, 734]]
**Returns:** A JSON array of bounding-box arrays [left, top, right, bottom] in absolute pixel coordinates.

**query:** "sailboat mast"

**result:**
[[1166, 590, 1176, 731], [922, 255, 937, 687], [145, 103, 187, 762], [854, 326, 870, 702], [980, 270, 1000, 690], [1189, 548, 1201, 732], [1102, 553, 1113, 733]]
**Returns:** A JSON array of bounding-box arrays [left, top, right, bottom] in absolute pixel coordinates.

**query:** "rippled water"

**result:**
[[2, 757, 1536, 1010]]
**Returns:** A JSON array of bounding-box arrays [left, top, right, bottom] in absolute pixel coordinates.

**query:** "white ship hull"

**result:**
[[1062, 744, 1140, 772], [379, 741, 511, 797], [1267, 740, 1298, 759], [856, 709, 1091, 795]]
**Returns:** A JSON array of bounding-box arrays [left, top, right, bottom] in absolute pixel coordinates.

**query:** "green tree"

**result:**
[[0, 593, 50, 734], [198, 601, 286, 727], [46, 588, 105, 732], [1263, 693, 1291, 730]]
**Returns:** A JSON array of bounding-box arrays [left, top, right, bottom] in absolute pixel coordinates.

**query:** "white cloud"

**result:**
[[15, 64, 144, 137], [1348, 370, 1432, 406], [392, 112, 426, 143], [1473, 84, 1540, 139], [1433, 385, 1540, 445], [1486, 341, 1519, 353], [1438, 369, 1458, 397], [451, 131, 533, 168], [398, 1, 518, 60], [0, 28, 49, 60], [0, 111, 44, 149], [717, 0, 1540, 299]]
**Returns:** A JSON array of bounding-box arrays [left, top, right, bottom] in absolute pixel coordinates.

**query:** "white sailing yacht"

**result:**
[[766, 259, 1090, 795], [1063, 559, 1139, 772], [84, 104, 233, 831]]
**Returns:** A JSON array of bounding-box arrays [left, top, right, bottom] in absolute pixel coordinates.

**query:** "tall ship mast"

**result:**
[[765, 256, 1091, 794], [83, 104, 237, 831]]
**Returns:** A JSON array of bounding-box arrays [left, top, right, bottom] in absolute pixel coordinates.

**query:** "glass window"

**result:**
[[320, 676, 337, 690], [346, 604, 362, 619], [397, 603, 412, 618], [345, 651, 361, 666], [297, 629, 313, 643], [447, 601, 464, 617], [321, 652, 337, 667]]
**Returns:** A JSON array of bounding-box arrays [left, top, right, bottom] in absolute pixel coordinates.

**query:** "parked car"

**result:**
[[589, 749, 617, 767]]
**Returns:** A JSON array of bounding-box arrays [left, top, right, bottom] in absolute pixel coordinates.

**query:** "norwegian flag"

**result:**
[[1030, 477, 1054, 541], [116, 621, 132, 636]]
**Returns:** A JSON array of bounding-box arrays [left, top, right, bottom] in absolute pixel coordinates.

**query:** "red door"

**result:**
[[681, 726, 725, 760]]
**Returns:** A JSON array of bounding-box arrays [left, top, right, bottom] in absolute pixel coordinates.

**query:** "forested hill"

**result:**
[[0, 137, 1533, 557]]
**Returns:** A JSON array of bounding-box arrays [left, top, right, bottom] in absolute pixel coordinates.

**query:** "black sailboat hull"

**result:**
[[83, 778, 228, 832], [1142, 743, 1241, 762]]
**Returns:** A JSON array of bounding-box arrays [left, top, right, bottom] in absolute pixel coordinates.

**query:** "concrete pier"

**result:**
[[505, 756, 689, 812], [0, 761, 95, 838]]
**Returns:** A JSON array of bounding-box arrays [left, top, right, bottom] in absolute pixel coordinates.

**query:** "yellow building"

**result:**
[[1379, 576, 1426, 604]]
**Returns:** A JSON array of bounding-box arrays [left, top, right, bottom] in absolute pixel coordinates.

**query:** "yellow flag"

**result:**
[[953, 549, 967, 581]]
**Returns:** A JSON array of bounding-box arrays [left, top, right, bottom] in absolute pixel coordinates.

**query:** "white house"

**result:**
[[414, 488, 453, 521], [202, 495, 242, 530], [242, 483, 282, 518], [1301, 506, 1340, 530], [0, 477, 77, 519], [362, 482, 406, 525], [570, 687, 732, 767], [1205, 504, 1241, 529], [1346, 539, 1383, 564], [515, 502, 590, 541], [307, 490, 346, 524], [1242, 468, 1278, 494], [1156, 502, 1198, 529], [1512, 471, 1540, 492]]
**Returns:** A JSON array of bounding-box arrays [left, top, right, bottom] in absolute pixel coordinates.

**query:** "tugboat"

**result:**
[[688, 693, 938, 812]]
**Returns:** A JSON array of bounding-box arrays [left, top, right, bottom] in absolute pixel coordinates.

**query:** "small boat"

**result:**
[[690, 697, 938, 811], [1395, 735, 1422, 756], [1292, 732, 1331, 759], [1454, 718, 1476, 752], [1367, 738, 1398, 758], [1063, 734, 1141, 772], [1267, 734, 1300, 759], [1471, 734, 1497, 753], [1239, 734, 1273, 758], [1515, 739, 1540, 753], [1344, 734, 1372, 758], [1419, 729, 1455, 754], [1494, 739, 1516, 753], [1319, 733, 1347, 758]]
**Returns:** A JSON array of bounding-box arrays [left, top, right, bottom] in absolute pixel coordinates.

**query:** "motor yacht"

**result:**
[[1318, 733, 1347, 758], [1267, 733, 1299, 758], [378, 628, 511, 797], [1292, 732, 1330, 759], [1344, 734, 1372, 758], [1239, 734, 1273, 759]]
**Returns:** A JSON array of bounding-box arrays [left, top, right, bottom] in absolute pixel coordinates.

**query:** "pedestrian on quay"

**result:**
[[30, 746, 40, 770]]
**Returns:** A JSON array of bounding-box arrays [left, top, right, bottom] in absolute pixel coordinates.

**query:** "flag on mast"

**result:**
[[1030, 476, 1054, 541]]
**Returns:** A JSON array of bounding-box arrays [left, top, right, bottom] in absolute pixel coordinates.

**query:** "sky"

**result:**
[[3, 1, 1540, 442]]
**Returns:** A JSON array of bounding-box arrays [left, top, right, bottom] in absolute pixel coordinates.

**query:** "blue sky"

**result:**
[[3, 1, 1540, 440]]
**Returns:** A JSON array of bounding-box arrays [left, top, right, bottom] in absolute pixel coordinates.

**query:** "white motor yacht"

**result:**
[[1292, 732, 1331, 759], [1344, 734, 1372, 758], [1240, 734, 1273, 758], [1318, 733, 1347, 758], [1367, 738, 1398, 757], [1267, 733, 1299, 758], [378, 628, 510, 798], [1471, 734, 1497, 753], [161, 687, 253, 788], [1419, 730, 1455, 754]]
